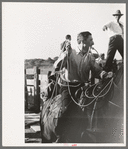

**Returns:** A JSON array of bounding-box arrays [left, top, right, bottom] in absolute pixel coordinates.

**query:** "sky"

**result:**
[[2, 2, 126, 146], [3, 3, 125, 60]]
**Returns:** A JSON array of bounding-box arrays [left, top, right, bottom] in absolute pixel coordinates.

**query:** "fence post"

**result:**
[[25, 69, 28, 110], [34, 66, 40, 113]]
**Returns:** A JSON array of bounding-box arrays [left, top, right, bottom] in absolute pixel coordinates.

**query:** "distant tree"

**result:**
[[53, 56, 59, 61]]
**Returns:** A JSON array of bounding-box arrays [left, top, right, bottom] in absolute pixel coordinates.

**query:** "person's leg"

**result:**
[[104, 36, 117, 72], [117, 35, 123, 58]]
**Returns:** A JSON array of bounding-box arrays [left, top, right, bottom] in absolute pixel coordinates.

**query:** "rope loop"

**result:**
[[92, 78, 113, 98]]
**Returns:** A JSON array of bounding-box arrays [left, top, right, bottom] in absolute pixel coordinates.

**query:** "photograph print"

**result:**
[[2, 2, 126, 146]]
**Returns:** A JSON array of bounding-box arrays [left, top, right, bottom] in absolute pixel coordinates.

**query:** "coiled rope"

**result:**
[[41, 51, 66, 119], [66, 48, 114, 109], [66, 48, 98, 108], [84, 78, 113, 99]]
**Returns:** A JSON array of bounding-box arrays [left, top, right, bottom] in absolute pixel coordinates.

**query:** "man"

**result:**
[[103, 10, 124, 72], [55, 31, 113, 142], [56, 32, 111, 83], [60, 34, 71, 52], [52, 35, 71, 72]]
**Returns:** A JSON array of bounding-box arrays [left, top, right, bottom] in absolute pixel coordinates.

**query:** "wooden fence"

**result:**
[[25, 66, 41, 113]]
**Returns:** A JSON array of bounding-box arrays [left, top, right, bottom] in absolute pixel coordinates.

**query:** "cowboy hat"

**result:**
[[113, 10, 123, 16]]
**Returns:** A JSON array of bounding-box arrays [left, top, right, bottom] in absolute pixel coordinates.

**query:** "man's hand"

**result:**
[[100, 71, 113, 79], [65, 41, 72, 55], [106, 72, 113, 78], [103, 25, 107, 31], [66, 41, 71, 49]]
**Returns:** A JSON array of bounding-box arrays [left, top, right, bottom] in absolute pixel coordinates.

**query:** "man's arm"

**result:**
[[90, 55, 102, 79], [90, 54, 112, 79], [103, 22, 111, 31], [65, 41, 72, 56], [54, 53, 68, 71], [54, 41, 72, 71], [60, 41, 66, 52]]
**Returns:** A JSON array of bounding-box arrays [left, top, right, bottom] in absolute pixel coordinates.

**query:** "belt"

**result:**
[[68, 82, 82, 86]]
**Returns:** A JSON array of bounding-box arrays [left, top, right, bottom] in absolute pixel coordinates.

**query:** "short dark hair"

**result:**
[[65, 34, 71, 40], [77, 31, 92, 44]]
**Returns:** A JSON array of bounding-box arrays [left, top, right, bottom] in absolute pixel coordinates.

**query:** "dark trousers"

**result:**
[[104, 35, 123, 72]]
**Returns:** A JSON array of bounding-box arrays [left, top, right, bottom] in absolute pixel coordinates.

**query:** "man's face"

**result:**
[[84, 35, 94, 47], [114, 15, 121, 20]]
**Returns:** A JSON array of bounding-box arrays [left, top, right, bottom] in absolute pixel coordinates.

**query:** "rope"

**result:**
[[41, 51, 66, 119], [41, 75, 59, 119], [109, 101, 121, 108], [67, 83, 97, 108], [113, 81, 120, 90], [90, 78, 113, 129], [43, 47, 98, 112], [90, 77, 119, 129], [67, 79, 114, 108], [84, 83, 97, 99], [40, 81, 54, 95], [66, 50, 97, 108], [92, 78, 114, 98], [91, 47, 100, 59], [77, 47, 100, 99], [66, 48, 114, 109], [90, 98, 97, 129]]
